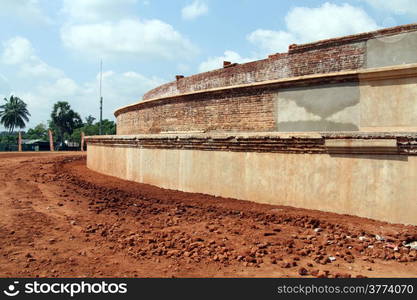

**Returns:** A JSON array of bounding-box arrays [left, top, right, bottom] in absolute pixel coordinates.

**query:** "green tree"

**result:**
[[24, 123, 48, 141], [49, 101, 82, 146], [85, 115, 96, 126], [0, 95, 30, 133], [70, 119, 116, 144], [0, 131, 18, 151]]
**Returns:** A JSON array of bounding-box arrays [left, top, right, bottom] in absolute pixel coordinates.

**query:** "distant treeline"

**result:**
[[1, 97, 116, 151]]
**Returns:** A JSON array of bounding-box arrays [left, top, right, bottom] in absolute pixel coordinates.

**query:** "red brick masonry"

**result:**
[[143, 24, 417, 100], [86, 132, 417, 155]]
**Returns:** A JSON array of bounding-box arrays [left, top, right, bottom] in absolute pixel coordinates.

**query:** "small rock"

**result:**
[[344, 256, 354, 263], [316, 270, 328, 278], [298, 267, 309, 276], [258, 243, 268, 249], [257, 258, 264, 264], [375, 235, 385, 241], [335, 273, 351, 278], [405, 241, 417, 250]]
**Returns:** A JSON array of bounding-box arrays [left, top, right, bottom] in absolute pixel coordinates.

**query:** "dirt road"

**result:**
[[0, 152, 416, 278]]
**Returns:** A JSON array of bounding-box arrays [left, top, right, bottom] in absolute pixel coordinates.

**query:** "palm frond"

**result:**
[[0, 95, 31, 132]]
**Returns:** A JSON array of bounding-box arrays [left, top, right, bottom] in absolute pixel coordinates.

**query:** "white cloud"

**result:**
[[1, 37, 34, 65], [182, 0, 208, 20], [37, 78, 79, 99], [198, 50, 256, 72], [61, 18, 198, 60], [247, 30, 295, 54], [60, 0, 197, 62], [0, 0, 51, 24], [1, 37, 63, 79], [62, 0, 139, 22], [247, 2, 379, 54], [363, 0, 417, 16], [285, 3, 379, 42], [88, 71, 164, 115], [19, 60, 63, 79]]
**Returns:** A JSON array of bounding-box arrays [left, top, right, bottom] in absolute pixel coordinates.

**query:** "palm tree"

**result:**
[[0, 95, 31, 133]]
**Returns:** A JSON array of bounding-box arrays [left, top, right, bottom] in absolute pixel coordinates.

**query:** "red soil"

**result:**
[[0, 153, 416, 278]]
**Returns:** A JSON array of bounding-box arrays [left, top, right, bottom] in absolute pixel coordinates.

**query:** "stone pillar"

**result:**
[[81, 132, 85, 152], [48, 130, 54, 152], [18, 132, 22, 152]]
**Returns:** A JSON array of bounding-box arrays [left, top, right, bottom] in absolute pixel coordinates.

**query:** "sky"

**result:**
[[0, 0, 416, 130]]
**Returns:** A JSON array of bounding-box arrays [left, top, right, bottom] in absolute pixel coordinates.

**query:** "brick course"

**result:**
[[144, 24, 417, 100], [117, 89, 276, 134], [86, 132, 417, 155]]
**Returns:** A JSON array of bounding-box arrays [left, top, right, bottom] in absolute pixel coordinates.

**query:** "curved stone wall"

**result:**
[[86, 132, 417, 225], [116, 64, 417, 135], [87, 24, 417, 226]]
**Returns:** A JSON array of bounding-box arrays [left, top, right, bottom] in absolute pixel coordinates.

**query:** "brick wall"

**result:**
[[143, 24, 417, 100], [117, 89, 276, 134], [143, 42, 365, 100], [116, 72, 359, 135]]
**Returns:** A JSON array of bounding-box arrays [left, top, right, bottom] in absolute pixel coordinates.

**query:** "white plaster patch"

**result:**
[[277, 98, 321, 123], [326, 102, 360, 124]]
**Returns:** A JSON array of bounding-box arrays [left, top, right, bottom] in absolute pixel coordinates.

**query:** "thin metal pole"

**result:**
[[99, 59, 103, 135]]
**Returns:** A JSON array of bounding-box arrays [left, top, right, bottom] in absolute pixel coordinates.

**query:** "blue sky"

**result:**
[[0, 0, 416, 129]]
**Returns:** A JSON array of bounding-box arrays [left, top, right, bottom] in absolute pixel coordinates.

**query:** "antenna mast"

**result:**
[[99, 59, 103, 135]]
